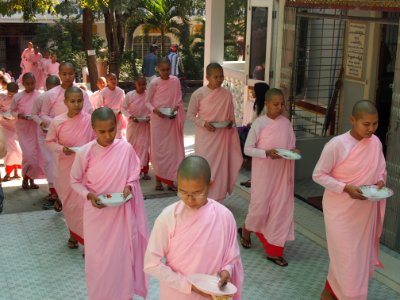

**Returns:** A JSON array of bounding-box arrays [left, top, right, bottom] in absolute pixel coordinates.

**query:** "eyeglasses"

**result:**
[[177, 191, 206, 200]]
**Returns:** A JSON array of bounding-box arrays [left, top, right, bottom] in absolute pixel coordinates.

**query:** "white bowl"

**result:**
[[98, 193, 133, 207], [68, 147, 81, 153], [159, 107, 177, 117], [24, 114, 32, 120], [275, 149, 302, 160], [134, 116, 150, 122], [187, 273, 237, 297], [210, 121, 231, 128], [2, 112, 15, 120], [360, 185, 394, 201]]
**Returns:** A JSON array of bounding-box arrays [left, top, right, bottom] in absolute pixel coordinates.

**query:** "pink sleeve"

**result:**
[[70, 150, 91, 199], [31, 98, 42, 125], [186, 91, 204, 126], [244, 121, 267, 158], [10, 96, 18, 117], [45, 122, 63, 153], [145, 81, 157, 111], [144, 211, 192, 295], [121, 95, 130, 118], [127, 147, 141, 186], [83, 92, 93, 114], [312, 141, 346, 193], [40, 94, 53, 125]]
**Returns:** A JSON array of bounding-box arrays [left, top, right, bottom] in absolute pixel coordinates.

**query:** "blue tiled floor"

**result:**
[[0, 194, 399, 299]]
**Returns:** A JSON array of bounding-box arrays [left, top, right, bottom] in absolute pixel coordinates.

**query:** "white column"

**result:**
[[203, 0, 225, 84]]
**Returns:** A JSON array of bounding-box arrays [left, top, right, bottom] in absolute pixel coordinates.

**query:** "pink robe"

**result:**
[[89, 90, 102, 109], [45, 62, 60, 77], [29, 52, 44, 89], [20, 48, 33, 74], [11, 90, 45, 179], [244, 115, 295, 250], [46, 112, 94, 243], [99, 86, 126, 139], [70, 139, 149, 300], [0, 94, 22, 167], [40, 85, 93, 126], [144, 199, 244, 300], [188, 86, 243, 201], [32, 92, 55, 188], [122, 90, 151, 169], [313, 132, 386, 300], [145, 76, 185, 184], [40, 58, 51, 87]]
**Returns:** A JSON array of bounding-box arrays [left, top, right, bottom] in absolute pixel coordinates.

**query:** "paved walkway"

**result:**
[[1, 194, 399, 299]]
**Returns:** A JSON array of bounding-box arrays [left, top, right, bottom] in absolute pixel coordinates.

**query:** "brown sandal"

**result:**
[[67, 238, 79, 249], [155, 184, 164, 191], [238, 228, 252, 249], [54, 198, 63, 212], [267, 256, 288, 267]]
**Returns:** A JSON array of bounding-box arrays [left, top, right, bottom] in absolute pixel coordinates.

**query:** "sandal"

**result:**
[[267, 256, 288, 267], [67, 238, 79, 249], [22, 179, 30, 189], [155, 184, 164, 191], [238, 228, 252, 249], [167, 185, 177, 192], [240, 180, 251, 188], [2, 174, 11, 182], [54, 198, 63, 212], [12, 175, 21, 179], [142, 174, 151, 180], [29, 180, 39, 189], [42, 198, 55, 210]]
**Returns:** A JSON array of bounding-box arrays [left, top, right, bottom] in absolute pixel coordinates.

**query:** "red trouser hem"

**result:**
[[255, 232, 284, 257], [70, 230, 84, 246], [141, 165, 149, 174], [155, 175, 174, 186], [325, 280, 338, 299], [5, 165, 21, 174]]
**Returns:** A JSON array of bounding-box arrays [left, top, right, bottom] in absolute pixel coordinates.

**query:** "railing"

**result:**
[[222, 61, 246, 125]]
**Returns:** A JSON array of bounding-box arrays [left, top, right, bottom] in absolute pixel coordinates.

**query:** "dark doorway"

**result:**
[[6, 37, 22, 78], [375, 16, 399, 155]]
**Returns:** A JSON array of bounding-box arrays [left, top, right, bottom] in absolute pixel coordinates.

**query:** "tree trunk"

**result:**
[[82, 8, 98, 91], [126, 27, 133, 51], [103, 8, 120, 77]]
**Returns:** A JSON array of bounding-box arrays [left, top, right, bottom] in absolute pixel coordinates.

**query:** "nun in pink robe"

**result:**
[[187, 86, 243, 201], [144, 198, 244, 300], [11, 90, 45, 180], [29, 51, 44, 90], [46, 111, 94, 244], [244, 115, 296, 257], [99, 86, 126, 139], [70, 139, 149, 300], [0, 93, 22, 175], [145, 76, 185, 186], [20, 47, 33, 74], [122, 89, 151, 175], [32, 92, 56, 191], [313, 132, 386, 300], [40, 85, 93, 127]]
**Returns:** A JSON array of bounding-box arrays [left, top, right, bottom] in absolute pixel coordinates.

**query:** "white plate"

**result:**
[[98, 193, 133, 207], [360, 185, 394, 201], [68, 147, 81, 152], [24, 114, 32, 120], [134, 116, 150, 122], [159, 107, 177, 117], [2, 112, 15, 120], [187, 274, 237, 297], [276, 149, 302, 160], [210, 121, 231, 128]]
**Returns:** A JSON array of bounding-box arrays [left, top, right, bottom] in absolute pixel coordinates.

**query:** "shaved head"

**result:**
[[206, 63, 223, 76], [158, 57, 171, 67], [91, 107, 116, 126], [7, 82, 18, 93], [177, 156, 211, 183], [46, 75, 60, 87], [265, 88, 284, 102], [352, 100, 378, 119], [59, 61, 75, 72], [65, 86, 82, 98], [22, 72, 35, 82]]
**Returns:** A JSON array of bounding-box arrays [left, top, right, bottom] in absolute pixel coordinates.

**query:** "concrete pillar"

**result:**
[[383, 19, 400, 251], [204, 0, 225, 84]]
